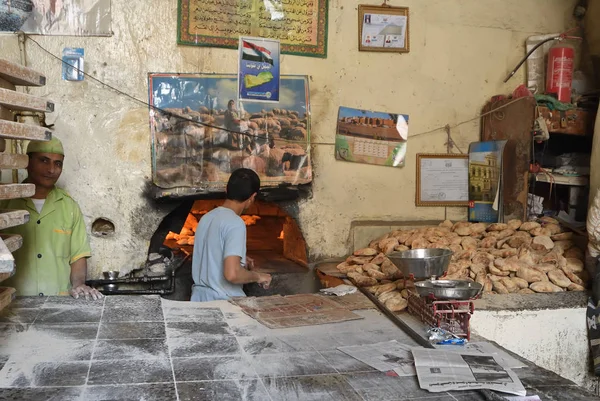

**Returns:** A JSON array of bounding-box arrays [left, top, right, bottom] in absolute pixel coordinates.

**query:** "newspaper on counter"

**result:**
[[319, 284, 357, 296], [337, 340, 416, 376], [412, 348, 526, 396], [434, 342, 527, 369]]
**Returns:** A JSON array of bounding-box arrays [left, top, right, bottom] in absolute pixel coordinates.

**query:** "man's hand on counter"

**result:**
[[70, 284, 104, 301], [256, 272, 272, 289]]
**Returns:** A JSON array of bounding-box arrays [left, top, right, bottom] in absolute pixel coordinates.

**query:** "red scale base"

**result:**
[[407, 293, 474, 340]]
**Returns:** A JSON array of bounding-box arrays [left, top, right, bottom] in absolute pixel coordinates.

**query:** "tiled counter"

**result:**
[[0, 295, 596, 400]]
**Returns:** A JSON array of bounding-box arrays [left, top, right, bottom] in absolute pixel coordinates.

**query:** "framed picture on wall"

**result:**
[[358, 4, 410, 53], [416, 154, 469, 207]]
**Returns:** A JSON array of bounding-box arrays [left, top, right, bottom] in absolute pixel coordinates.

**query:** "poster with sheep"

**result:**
[[0, 0, 111, 35], [148, 73, 311, 191]]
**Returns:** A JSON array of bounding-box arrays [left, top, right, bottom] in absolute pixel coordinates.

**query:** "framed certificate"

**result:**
[[416, 154, 469, 207], [358, 4, 410, 53]]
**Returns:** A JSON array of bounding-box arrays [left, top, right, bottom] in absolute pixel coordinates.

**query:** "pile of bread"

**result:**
[[337, 217, 587, 309]]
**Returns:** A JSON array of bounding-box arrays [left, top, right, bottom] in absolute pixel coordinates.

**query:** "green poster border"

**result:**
[[177, 0, 329, 58]]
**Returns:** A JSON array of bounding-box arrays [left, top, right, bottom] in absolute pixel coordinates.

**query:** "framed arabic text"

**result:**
[[177, 0, 329, 58], [416, 154, 469, 207], [358, 4, 409, 53]]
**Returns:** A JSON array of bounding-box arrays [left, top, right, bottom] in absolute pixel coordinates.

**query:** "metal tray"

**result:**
[[387, 248, 452, 279], [414, 280, 482, 300]]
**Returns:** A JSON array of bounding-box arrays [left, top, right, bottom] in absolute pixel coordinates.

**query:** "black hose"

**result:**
[[86, 275, 173, 286], [503, 37, 560, 83], [101, 286, 174, 295]]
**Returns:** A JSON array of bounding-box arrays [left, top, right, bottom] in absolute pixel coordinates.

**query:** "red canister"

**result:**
[[546, 42, 575, 103]]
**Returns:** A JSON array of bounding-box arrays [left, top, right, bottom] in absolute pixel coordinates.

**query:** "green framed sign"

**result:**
[[177, 0, 329, 58]]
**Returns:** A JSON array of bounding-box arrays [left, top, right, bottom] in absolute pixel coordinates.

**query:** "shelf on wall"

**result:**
[[0, 57, 55, 305], [0, 234, 23, 253], [534, 173, 589, 187], [0, 88, 54, 113], [0, 59, 46, 87], [0, 120, 52, 141], [0, 184, 35, 200], [0, 153, 29, 170], [0, 210, 30, 231]]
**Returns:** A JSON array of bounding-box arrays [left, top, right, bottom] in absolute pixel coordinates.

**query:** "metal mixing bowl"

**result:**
[[387, 248, 453, 279], [414, 279, 483, 300]]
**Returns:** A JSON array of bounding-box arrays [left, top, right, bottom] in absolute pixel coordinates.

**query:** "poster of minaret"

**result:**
[[468, 141, 507, 223]]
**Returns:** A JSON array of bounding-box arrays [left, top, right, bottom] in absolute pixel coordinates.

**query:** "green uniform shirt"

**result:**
[[0, 187, 91, 296]]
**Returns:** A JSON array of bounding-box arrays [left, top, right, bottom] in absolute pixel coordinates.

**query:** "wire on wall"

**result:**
[[24, 34, 529, 149]]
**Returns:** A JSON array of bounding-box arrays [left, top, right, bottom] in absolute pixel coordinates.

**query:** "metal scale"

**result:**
[[388, 249, 482, 340]]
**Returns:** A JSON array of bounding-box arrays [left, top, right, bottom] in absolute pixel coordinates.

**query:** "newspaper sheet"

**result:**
[[337, 340, 416, 376], [434, 342, 527, 369], [412, 348, 526, 396]]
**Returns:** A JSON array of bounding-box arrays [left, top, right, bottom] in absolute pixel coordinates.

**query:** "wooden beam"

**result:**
[[0, 184, 35, 200], [0, 120, 51, 141], [0, 237, 15, 273], [0, 153, 28, 169], [535, 173, 589, 187], [0, 59, 46, 87], [0, 88, 54, 113], [0, 78, 16, 124], [0, 77, 16, 91], [0, 273, 13, 284], [0, 107, 13, 122], [0, 77, 15, 124], [0, 287, 16, 312], [0, 234, 22, 253], [0, 210, 30, 230]]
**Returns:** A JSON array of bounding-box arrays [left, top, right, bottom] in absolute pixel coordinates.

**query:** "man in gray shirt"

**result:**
[[191, 168, 272, 302]]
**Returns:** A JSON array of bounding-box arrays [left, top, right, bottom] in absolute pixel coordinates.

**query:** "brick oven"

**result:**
[[163, 199, 307, 269], [143, 193, 319, 301]]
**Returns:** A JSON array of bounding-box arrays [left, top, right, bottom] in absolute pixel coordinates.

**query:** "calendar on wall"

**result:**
[[353, 139, 389, 158], [335, 106, 408, 168]]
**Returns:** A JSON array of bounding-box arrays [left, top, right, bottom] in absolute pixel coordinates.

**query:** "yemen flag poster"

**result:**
[[238, 37, 280, 102]]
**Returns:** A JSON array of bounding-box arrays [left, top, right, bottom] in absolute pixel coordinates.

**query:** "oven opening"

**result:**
[[164, 199, 308, 270], [153, 199, 319, 300]]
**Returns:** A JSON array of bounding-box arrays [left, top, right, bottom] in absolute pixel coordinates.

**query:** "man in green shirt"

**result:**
[[1, 136, 102, 300]]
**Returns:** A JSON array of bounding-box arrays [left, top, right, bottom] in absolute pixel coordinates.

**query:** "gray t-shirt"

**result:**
[[190, 207, 247, 302]]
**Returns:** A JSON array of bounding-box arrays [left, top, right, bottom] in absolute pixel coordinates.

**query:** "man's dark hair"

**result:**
[[226, 168, 260, 201]]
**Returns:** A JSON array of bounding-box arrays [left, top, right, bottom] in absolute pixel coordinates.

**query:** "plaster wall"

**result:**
[[472, 308, 597, 391], [0, 0, 576, 276]]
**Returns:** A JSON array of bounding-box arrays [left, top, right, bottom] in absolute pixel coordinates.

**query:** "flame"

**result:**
[[165, 209, 263, 248], [278, 230, 284, 240], [241, 215, 261, 226]]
